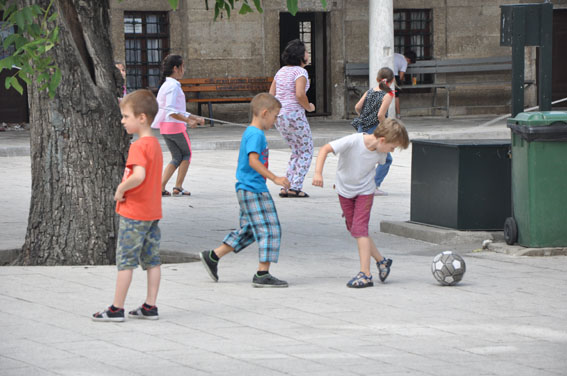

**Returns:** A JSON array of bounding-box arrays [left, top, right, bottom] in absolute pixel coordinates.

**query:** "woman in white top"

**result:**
[[269, 39, 316, 198], [151, 55, 204, 196]]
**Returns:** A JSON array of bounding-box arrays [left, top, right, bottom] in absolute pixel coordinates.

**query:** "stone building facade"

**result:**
[[109, 0, 567, 120]]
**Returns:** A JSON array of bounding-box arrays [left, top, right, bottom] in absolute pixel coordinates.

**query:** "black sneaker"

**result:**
[[128, 304, 159, 320], [200, 250, 218, 282], [252, 273, 288, 288], [92, 306, 125, 322]]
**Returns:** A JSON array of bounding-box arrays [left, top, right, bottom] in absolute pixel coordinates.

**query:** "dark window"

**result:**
[[394, 9, 433, 84], [124, 12, 169, 91], [0, 20, 16, 59]]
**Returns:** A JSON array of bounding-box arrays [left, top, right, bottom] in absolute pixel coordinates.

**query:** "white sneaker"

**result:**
[[374, 187, 388, 196]]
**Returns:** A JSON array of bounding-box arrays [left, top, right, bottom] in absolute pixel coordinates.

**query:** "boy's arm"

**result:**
[[248, 152, 290, 189], [312, 143, 334, 187], [114, 165, 146, 202], [377, 92, 394, 124]]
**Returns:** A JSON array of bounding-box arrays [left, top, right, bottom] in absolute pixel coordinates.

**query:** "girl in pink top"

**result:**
[[269, 39, 316, 198], [152, 55, 204, 196]]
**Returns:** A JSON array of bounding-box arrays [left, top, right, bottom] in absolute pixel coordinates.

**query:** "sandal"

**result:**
[[346, 272, 374, 288], [162, 190, 171, 197], [377, 258, 393, 283], [278, 188, 288, 198], [287, 189, 309, 198], [172, 187, 191, 196]]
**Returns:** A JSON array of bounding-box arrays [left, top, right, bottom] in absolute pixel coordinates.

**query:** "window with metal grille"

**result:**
[[394, 9, 433, 84], [124, 12, 169, 91], [299, 21, 312, 58]]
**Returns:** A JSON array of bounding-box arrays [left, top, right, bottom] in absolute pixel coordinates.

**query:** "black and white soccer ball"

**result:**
[[431, 251, 466, 286]]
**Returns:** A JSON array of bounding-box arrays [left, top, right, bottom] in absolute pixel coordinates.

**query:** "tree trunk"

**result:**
[[20, 0, 129, 265]]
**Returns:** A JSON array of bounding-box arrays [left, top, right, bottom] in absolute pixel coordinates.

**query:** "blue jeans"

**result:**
[[356, 123, 392, 187]]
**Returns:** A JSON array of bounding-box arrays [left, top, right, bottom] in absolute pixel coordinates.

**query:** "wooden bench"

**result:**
[[179, 77, 273, 126], [345, 56, 533, 118]]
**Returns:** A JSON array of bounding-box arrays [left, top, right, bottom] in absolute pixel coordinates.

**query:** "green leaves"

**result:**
[[205, 0, 327, 20], [0, 0, 60, 98]]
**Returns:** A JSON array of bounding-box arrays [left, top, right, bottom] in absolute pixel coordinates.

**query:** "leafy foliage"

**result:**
[[0, 0, 60, 98], [206, 0, 327, 20]]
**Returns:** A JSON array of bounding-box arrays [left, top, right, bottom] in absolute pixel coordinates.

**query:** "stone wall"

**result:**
[[109, 0, 566, 119]]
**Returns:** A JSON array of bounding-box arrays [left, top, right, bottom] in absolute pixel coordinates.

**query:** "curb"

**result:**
[[380, 220, 504, 246], [0, 248, 200, 265], [487, 242, 567, 257]]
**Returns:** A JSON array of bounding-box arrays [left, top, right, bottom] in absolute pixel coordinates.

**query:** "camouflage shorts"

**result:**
[[116, 216, 161, 271]]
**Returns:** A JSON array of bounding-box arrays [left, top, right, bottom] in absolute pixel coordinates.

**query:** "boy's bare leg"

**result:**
[[357, 237, 382, 276], [145, 265, 161, 306], [214, 243, 234, 258], [258, 261, 270, 272], [175, 160, 190, 188], [365, 236, 384, 263], [161, 163, 177, 191], [113, 269, 133, 308]]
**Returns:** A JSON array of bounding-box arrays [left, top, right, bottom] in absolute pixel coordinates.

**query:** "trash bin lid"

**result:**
[[507, 111, 567, 141]]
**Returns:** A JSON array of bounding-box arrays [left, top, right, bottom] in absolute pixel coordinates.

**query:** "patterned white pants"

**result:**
[[275, 110, 314, 191]]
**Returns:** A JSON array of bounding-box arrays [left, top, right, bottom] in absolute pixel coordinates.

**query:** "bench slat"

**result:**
[[407, 63, 512, 75], [187, 97, 253, 103]]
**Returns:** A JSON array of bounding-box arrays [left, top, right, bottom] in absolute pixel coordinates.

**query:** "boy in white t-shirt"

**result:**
[[312, 118, 410, 288]]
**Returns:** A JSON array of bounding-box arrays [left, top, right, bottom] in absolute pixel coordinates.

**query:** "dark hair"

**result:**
[[120, 89, 159, 124], [377, 67, 395, 93], [159, 54, 183, 86], [281, 39, 307, 66], [404, 50, 417, 64]]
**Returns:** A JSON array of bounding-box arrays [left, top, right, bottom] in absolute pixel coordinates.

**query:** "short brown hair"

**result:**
[[373, 118, 410, 149], [120, 89, 159, 124], [250, 93, 281, 116]]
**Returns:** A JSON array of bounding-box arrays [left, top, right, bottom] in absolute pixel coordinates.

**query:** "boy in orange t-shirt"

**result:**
[[93, 89, 163, 322]]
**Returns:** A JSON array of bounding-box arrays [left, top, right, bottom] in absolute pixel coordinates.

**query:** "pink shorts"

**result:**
[[338, 194, 374, 238]]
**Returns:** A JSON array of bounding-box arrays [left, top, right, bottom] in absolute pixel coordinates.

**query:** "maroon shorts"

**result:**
[[338, 194, 374, 238]]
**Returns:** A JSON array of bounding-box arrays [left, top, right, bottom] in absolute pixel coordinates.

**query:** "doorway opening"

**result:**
[[279, 12, 329, 115]]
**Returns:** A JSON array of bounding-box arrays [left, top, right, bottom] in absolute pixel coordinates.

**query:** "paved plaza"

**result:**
[[0, 117, 565, 375]]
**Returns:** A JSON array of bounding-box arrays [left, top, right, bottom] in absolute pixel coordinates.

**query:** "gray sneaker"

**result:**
[[252, 273, 288, 288], [199, 250, 219, 282]]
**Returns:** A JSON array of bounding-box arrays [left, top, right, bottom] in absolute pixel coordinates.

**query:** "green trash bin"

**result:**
[[505, 111, 567, 247]]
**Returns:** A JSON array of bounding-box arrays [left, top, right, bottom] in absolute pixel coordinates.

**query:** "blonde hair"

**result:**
[[120, 89, 159, 124], [250, 93, 281, 116], [373, 118, 410, 149]]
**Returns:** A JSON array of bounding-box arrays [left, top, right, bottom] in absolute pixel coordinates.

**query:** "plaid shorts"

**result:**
[[116, 216, 161, 271], [223, 190, 281, 263]]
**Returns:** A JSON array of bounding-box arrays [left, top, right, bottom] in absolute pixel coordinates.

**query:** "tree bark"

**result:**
[[20, 0, 129, 265]]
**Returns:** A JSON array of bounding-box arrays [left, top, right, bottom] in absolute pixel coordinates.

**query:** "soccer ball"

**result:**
[[431, 251, 466, 286]]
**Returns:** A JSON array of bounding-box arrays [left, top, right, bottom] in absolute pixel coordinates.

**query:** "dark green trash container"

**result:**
[[505, 111, 567, 247]]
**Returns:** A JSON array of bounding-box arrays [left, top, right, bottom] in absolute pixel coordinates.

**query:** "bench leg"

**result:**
[[432, 87, 437, 111], [208, 102, 214, 127], [197, 103, 202, 116], [446, 90, 450, 118]]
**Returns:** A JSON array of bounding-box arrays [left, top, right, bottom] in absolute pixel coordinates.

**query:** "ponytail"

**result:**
[[377, 67, 394, 94], [159, 54, 183, 87]]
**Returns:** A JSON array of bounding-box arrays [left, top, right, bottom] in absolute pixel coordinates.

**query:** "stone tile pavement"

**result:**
[[1, 117, 566, 375]]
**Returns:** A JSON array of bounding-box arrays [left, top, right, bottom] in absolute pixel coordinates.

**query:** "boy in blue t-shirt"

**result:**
[[200, 93, 291, 287]]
